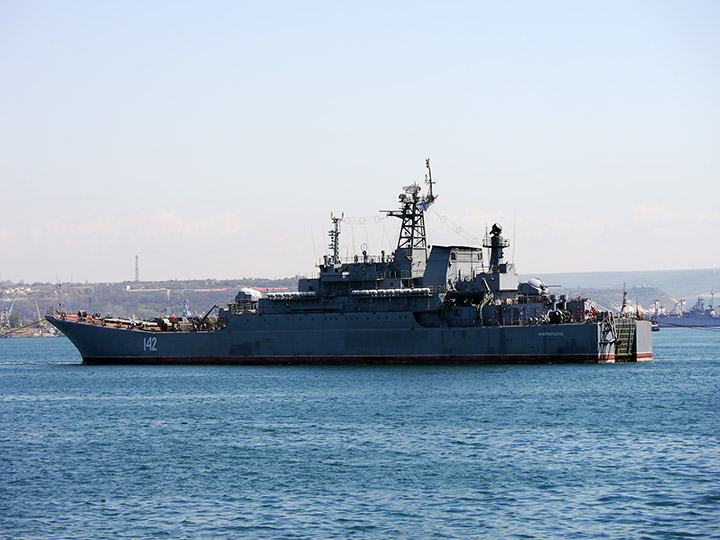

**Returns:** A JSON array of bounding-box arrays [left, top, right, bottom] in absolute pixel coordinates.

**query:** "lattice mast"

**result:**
[[384, 159, 438, 279], [386, 159, 437, 250]]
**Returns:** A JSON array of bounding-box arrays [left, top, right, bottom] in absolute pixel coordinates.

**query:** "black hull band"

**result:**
[[82, 353, 620, 365]]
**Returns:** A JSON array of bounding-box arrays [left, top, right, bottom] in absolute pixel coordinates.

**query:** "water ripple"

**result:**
[[1, 330, 720, 539]]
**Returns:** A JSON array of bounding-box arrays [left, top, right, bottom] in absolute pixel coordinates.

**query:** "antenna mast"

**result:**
[[328, 213, 344, 264], [425, 158, 437, 202]]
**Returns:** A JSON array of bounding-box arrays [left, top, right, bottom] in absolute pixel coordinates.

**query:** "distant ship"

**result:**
[[46, 160, 652, 364], [653, 297, 720, 328]]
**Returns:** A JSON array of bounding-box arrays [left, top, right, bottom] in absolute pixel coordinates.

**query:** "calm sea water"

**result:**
[[1, 329, 719, 540]]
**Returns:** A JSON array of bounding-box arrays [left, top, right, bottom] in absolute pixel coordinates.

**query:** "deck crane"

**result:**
[[1, 293, 19, 328]]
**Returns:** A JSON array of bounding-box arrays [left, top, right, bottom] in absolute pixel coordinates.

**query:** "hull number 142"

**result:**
[[143, 336, 158, 351]]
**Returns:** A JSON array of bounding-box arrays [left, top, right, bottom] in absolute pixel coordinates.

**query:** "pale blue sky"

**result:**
[[1, 1, 718, 283]]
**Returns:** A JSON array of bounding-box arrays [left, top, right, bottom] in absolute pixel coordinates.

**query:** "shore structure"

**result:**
[[47, 161, 652, 364]]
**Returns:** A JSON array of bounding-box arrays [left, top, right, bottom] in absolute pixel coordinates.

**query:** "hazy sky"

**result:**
[[1, 1, 718, 283]]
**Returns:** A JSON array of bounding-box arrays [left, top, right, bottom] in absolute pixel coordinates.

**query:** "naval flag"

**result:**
[[416, 200, 433, 211]]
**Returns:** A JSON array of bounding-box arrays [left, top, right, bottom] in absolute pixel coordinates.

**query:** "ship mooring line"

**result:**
[[0, 319, 46, 337]]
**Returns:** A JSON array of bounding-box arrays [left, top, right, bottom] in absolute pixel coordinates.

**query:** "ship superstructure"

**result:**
[[47, 161, 652, 364]]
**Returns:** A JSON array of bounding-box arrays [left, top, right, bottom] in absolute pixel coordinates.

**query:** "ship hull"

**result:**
[[47, 315, 651, 365]]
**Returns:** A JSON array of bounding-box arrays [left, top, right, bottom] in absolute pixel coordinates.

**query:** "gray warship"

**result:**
[[653, 296, 720, 328], [47, 161, 652, 364]]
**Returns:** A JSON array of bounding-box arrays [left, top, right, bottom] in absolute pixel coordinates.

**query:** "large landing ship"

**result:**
[[47, 161, 652, 364]]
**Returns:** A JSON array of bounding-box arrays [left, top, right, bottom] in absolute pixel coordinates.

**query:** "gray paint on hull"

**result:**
[[48, 315, 620, 364]]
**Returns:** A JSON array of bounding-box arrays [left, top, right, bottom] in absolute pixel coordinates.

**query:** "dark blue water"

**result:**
[[2, 329, 719, 539]]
